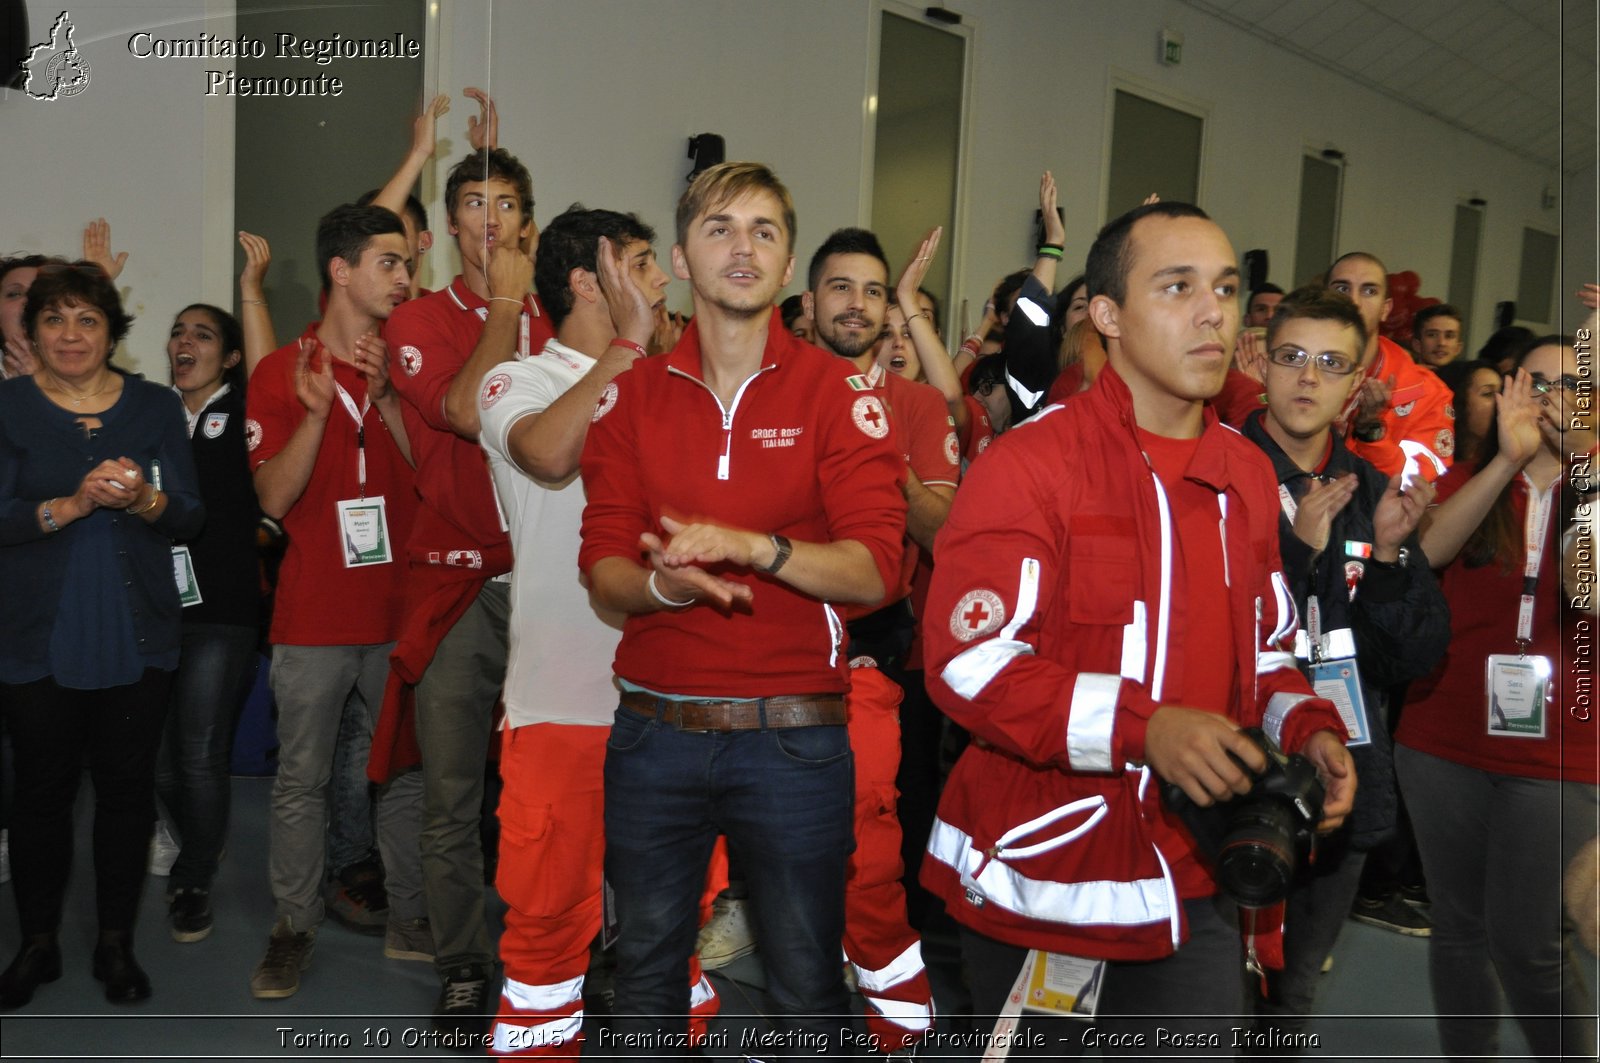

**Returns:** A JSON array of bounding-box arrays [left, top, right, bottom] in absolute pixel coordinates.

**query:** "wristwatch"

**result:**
[[762, 534, 792, 575]]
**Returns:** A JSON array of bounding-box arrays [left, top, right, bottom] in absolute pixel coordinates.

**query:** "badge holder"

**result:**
[[1486, 653, 1551, 738], [337, 496, 392, 568], [1304, 596, 1372, 746]]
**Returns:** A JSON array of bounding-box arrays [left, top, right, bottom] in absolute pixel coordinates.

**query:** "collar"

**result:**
[[1087, 364, 1243, 492], [173, 381, 232, 437], [664, 306, 790, 382], [1243, 409, 1357, 486], [445, 275, 540, 317], [537, 337, 596, 372]]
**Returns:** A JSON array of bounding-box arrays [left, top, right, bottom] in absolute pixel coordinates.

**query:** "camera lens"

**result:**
[[1216, 801, 1297, 907]]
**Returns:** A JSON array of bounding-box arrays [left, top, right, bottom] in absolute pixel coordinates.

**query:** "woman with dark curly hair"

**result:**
[[0, 263, 203, 1008]]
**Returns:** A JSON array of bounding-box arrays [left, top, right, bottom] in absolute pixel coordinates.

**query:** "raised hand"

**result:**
[[294, 337, 335, 419], [1356, 374, 1395, 422], [1371, 472, 1435, 558], [595, 235, 654, 349], [464, 87, 499, 150], [1038, 171, 1065, 246], [410, 93, 450, 159], [3, 337, 39, 379], [1290, 473, 1359, 553], [1496, 368, 1546, 468], [82, 218, 128, 280], [1578, 282, 1600, 311], [895, 227, 942, 308], [1233, 328, 1267, 383], [352, 331, 393, 402], [238, 231, 272, 295]]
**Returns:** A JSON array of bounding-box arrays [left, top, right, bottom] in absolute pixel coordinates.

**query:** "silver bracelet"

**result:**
[[41, 498, 60, 533], [647, 570, 694, 609]]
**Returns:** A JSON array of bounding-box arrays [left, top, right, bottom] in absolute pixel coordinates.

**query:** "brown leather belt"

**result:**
[[618, 691, 846, 732]]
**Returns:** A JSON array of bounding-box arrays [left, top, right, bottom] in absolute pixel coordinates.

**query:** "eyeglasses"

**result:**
[[1531, 374, 1581, 396], [974, 380, 1000, 397], [1268, 345, 1359, 376]]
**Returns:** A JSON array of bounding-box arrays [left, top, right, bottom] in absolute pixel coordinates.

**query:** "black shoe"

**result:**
[[0, 937, 61, 1009], [169, 887, 214, 942], [326, 859, 389, 934], [1350, 892, 1431, 937], [433, 963, 493, 1048], [92, 939, 152, 1004], [1400, 881, 1431, 909]]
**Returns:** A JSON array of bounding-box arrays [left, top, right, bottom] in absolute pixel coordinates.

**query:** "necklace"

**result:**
[[42, 372, 117, 405]]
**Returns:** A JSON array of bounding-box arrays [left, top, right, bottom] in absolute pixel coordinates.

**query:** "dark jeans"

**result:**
[[603, 702, 855, 1056], [960, 894, 1244, 1058], [155, 622, 258, 890], [1, 669, 171, 936], [1251, 836, 1366, 1041]]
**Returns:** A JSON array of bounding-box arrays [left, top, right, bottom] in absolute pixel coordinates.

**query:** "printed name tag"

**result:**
[[1486, 654, 1550, 738], [1310, 656, 1372, 747], [336, 496, 393, 568], [172, 545, 202, 607]]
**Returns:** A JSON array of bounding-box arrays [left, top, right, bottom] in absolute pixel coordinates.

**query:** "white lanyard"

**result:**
[[333, 382, 371, 498], [1517, 475, 1555, 649], [473, 302, 531, 360]]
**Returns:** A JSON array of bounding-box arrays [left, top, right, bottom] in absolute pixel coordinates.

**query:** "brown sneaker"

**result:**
[[250, 918, 315, 999], [326, 860, 388, 934]]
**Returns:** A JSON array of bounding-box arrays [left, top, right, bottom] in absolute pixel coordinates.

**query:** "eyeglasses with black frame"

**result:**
[[1530, 374, 1581, 397], [1267, 344, 1359, 376]]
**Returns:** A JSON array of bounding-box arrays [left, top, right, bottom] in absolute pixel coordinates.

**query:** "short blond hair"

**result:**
[[675, 162, 796, 251]]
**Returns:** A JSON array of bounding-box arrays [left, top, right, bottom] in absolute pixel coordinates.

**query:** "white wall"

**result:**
[[4, 0, 1580, 379], [2, 0, 234, 380]]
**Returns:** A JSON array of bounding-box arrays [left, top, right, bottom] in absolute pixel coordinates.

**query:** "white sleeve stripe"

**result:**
[[1067, 673, 1121, 771], [848, 941, 926, 992], [1005, 369, 1045, 408], [1269, 571, 1297, 646], [1263, 691, 1313, 747], [1257, 650, 1300, 676], [939, 558, 1041, 701]]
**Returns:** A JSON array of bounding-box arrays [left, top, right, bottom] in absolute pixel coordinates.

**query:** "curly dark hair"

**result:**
[[23, 260, 133, 347]]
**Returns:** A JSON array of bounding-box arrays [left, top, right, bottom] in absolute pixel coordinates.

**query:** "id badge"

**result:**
[[1486, 654, 1551, 737], [1310, 656, 1372, 747], [1022, 949, 1104, 1019], [336, 496, 392, 568], [171, 545, 202, 608]]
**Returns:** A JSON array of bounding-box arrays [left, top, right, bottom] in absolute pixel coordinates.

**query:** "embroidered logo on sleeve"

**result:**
[[1435, 428, 1454, 458], [1393, 400, 1416, 417], [851, 395, 889, 439], [399, 345, 423, 377], [1344, 560, 1365, 601], [244, 417, 262, 452], [480, 372, 511, 410], [943, 432, 960, 466], [202, 412, 228, 439], [591, 381, 619, 423], [950, 589, 1006, 642]]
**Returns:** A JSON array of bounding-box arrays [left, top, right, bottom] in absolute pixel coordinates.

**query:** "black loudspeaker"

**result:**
[[1243, 249, 1270, 293], [1495, 301, 1517, 329], [687, 134, 726, 181]]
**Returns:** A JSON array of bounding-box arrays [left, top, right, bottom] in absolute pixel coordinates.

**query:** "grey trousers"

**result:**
[[414, 581, 510, 972], [268, 643, 424, 930], [1397, 743, 1596, 1062]]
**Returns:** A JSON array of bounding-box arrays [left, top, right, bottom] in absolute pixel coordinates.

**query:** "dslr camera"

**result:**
[[1161, 727, 1324, 908]]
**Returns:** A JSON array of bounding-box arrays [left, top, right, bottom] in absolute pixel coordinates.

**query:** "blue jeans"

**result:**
[[326, 683, 377, 875], [603, 702, 855, 1056], [155, 622, 258, 890]]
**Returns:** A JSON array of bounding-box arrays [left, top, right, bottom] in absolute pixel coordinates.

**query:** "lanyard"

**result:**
[[1517, 474, 1555, 652], [333, 381, 371, 498]]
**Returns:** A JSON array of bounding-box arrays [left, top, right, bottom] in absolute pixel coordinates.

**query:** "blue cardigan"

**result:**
[[0, 374, 204, 688]]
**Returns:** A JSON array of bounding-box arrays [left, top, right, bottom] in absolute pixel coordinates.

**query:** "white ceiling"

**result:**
[[1179, 0, 1596, 175]]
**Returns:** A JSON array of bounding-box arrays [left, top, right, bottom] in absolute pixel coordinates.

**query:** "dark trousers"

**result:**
[[2, 669, 171, 936], [960, 895, 1244, 1058], [156, 622, 258, 890]]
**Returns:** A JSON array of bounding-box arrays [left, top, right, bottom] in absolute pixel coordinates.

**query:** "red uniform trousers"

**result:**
[[845, 665, 936, 1051], [490, 724, 720, 1056]]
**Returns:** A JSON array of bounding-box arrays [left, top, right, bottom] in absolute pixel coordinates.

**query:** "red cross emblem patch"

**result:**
[[480, 372, 511, 409], [591, 381, 619, 423], [852, 395, 889, 439], [950, 589, 1005, 642], [399, 345, 423, 377]]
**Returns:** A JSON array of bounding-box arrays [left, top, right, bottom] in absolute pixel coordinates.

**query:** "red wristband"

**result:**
[[609, 338, 648, 357]]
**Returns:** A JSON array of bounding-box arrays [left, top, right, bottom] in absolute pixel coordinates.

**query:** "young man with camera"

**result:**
[[1237, 285, 1449, 1044], [921, 202, 1356, 1053]]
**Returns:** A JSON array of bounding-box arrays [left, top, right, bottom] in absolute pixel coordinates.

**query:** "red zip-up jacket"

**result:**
[[579, 311, 907, 698], [921, 366, 1344, 959]]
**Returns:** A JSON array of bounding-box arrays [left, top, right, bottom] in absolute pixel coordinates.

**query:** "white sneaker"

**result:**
[[696, 896, 756, 969], [148, 820, 180, 876]]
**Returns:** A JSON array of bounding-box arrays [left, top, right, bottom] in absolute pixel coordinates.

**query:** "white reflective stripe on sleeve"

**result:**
[[1398, 438, 1448, 480], [824, 603, 843, 669], [689, 973, 717, 1007], [850, 940, 926, 993], [491, 1013, 584, 1053], [1005, 369, 1045, 409], [1152, 843, 1181, 949], [1066, 675, 1121, 772], [1120, 600, 1148, 681], [1263, 692, 1314, 747], [1269, 571, 1297, 646], [1015, 295, 1050, 327], [1257, 650, 1300, 676], [863, 995, 936, 1031], [1150, 475, 1174, 700], [926, 818, 1172, 928], [991, 796, 1108, 860], [1293, 627, 1357, 661], [502, 973, 584, 1012], [940, 558, 1041, 700]]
